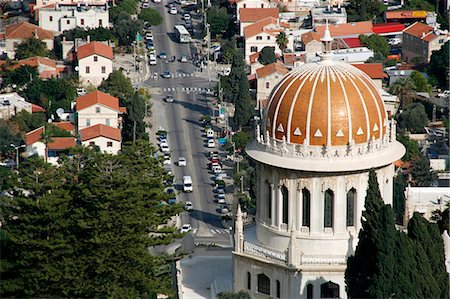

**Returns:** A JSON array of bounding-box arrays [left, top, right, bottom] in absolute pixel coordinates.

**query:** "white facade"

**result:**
[[82, 136, 121, 155], [38, 4, 109, 33], [311, 5, 347, 26], [404, 186, 450, 224], [5, 38, 54, 60], [245, 32, 294, 64], [236, 0, 274, 20], [78, 54, 112, 87], [256, 72, 285, 108], [77, 104, 119, 130], [279, 0, 320, 12]]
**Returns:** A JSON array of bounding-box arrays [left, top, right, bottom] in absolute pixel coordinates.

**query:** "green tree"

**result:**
[[207, 6, 229, 36], [398, 102, 429, 133], [390, 77, 416, 109], [360, 34, 390, 58], [345, 170, 398, 298], [393, 173, 406, 224], [99, 70, 134, 103], [10, 110, 46, 132], [233, 71, 253, 127], [217, 291, 251, 299], [0, 120, 22, 157], [396, 131, 420, 161], [410, 70, 430, 92], [0, 65, 38, 89], [15, 37, 48, 60], [232, 131, 251, 151], [405, 0, 435, 11], [411, 156, 437, 187], [113, 16, 144, 46], [138, 8, 163, 26], [431, 205, 449, 234], [346, 0, 386, 22], [428, 41, 449, 89], [276, 32, 289, 53], [123, 92, 148, 142], [0, 142, 182, 297], [221, 48, 236, 64], [258, 46, 277, 65]]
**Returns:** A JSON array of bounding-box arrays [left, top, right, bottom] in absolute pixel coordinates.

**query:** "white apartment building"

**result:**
[[80, 124, 122, 155], [77, 41, 113, 86], [38, 2, 109, 33], [4, 22, 54, 59], [0, 93, 32, 119], [76, 90, 120, 130], [255, 62, 289, 110], [311, 4, 347, 26], [33, 0, 107, 10]]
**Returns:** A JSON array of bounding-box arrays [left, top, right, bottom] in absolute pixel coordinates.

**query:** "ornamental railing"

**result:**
[[299, 254, 347, 265], [243, 241, 287, 262]]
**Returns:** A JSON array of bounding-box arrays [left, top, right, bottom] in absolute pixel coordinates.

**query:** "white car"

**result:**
[[178, 157, 187, 167], [183, 13, 191, 20], [180, 56, 188, 63], [185, 201, 193, 211], [437, 90, 450, 98], [206, 129, 214, 138], [207, 139, 215, 148], [160, 143, 170, 152], [149, 57, 157, 65], [216, 194, 226, 204], [142, 2, 149, 8], [180, 224, 192, 233], [163, 156, 171, 165], [169, 7, 177, 14], [154, 0, 161, 2]]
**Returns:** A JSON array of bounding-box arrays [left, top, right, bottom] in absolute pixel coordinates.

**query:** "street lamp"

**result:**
[[10, 144, 26, 169]]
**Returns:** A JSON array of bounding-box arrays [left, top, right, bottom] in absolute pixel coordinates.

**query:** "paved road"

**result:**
[[137, 1, 232, 247]]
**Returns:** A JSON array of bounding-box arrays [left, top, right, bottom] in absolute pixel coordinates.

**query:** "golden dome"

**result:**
[[264, 60, 388, 147]]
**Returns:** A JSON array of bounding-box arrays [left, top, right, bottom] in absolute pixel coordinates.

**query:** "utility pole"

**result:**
[[206, 23, 211, 85]]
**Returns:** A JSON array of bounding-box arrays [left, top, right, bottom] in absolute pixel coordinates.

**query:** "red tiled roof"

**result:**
[[48, 137, 76, 150], [40, 69, 58, 79], [16, 56, 56, 68], [80, 124, 121, 142], [315, 21, 373, 38], [77, 42, 113, 60], [352, 63, 386, 79], [76, 90, 119, 111], [403, 22, 434, 38], [5, 22, 54, 40], [386, 10, 427, 20], [31, 104, 45, 113], [119, 107, 127, 113], [283, 53, 303, 66], [256, 62, 289, 78], [54, 122, 74, 132], [301, 31, 321, 44], [372, 22, 405, 34], [342, 37, 363, 48], [244, 17, 279, 38], [239, 8, 279, 22], [250, 52, 260, 64], [26, 126, 44, 145]]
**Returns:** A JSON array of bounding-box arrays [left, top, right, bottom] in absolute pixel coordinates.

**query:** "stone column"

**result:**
[[335, 177, 346, 234], [277, 185, 283, 228], [270, 183, 276, 227], [296, 187, 302, 231], [310, 178, 321, 234]]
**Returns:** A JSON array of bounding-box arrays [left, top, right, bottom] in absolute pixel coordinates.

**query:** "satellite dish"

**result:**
[[75, 66, 79, 71], [48, 118, 52, 123], [56, 108, 64, 118]]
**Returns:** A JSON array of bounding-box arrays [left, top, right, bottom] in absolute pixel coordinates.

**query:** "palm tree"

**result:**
[[276, 32, 289, 53], [390, 77, 416, 109], [40, 126, 54, 163]]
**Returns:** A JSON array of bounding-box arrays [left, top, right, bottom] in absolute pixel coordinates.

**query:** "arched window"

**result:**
[[320, 281, 339, 298], [302, 188, 311, 227], [282, 185, 289, 224], [346, 188, 356, 227], [306, 283, 313, 299], [247, 272, 251, 290], [276, 280, 281, 298], [257, 273, 270, 295], [266, 181, 272, 219], [324, 189, 334, 228]]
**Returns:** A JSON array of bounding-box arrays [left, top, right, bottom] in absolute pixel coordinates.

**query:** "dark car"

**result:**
[[159, 51, 168, 59]]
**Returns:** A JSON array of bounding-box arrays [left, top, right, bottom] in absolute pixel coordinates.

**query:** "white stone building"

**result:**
[[76, 90, 121, 130], [255, 62, 289, 110], [38, 2, 109, 33], [311, 4, 347, 26], [4, 22, 54, 59], [76, 41, 113, 87], [0, 93, 32, 119], [80, 124, 121, 154], [233, 30, 405, 298]]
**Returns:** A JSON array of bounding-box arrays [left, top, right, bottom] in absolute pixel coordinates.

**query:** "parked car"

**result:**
[[169, 7, 177, 14], [207, 139, 215, 148], [142, 2, 150, 8], [178, 157, 187, 166], [185, 201, 193, 211], [160, 143, 170, 152], [206, 129, 214, 138], [437, 90, 450, 98], [145, 32, 153, 40], [180, 56, 188, 63], [159, 51, 168, 59], [162, 71, 172, 78], [218, 205, 229, 214], [183, 13, 191, 20], [180, 224, 192, 233], [165, 95, 174, 103], [216, 194, 226, 204]]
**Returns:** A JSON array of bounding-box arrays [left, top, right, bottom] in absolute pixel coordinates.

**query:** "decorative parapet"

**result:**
[[299, 254, 347, 265], [243, 241, 287, 263], [255, 119, 398, 159]]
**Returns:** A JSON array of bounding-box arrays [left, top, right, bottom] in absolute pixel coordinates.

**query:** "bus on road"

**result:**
[[174, 25, 191, 43]]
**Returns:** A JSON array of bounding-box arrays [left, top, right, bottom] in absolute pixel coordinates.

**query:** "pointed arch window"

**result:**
[[302, 188, 311, 227], [257, 273, 270, 295], [281, 185, 288, 224], [324, 189, 334, 228], [346, 188, 356, 227]]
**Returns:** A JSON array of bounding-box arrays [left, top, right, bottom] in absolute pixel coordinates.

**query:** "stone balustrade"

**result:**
[[243, 241, 287, 262], [299, 254, 347, 265]]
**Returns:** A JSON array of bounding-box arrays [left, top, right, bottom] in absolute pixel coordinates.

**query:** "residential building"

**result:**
[[385, 65, 414, 86], [1, 56, 66, 79], [233, 0, 275, 20], [315, 21, 373, 39], [80, 124, 121, 154], [279, 0, 320, 12], [33, 0, 108, 11], [404, 186, 450, 224], [352, 63, 385, 89], [300, 31, 322, 61], [239, 8, 279, 36], [4, 22, 54, 59], [25, 126, 76, 165], [0, 93, 32, 119], [311, 4, 347, 26], [249, 52, 264, 74], [38, 2, 109, 33], [402, 22, 449, 63], [76, 90, 120, 130], [255, 62, 289, 110], [244, 17, 293, 64], [385, 10, 437, 26], [77, 41, 113, 86], [316, 46, 374, 63]]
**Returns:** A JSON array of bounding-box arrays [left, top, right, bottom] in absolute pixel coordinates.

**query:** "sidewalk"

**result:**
[[113, 50, 151, 85]]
